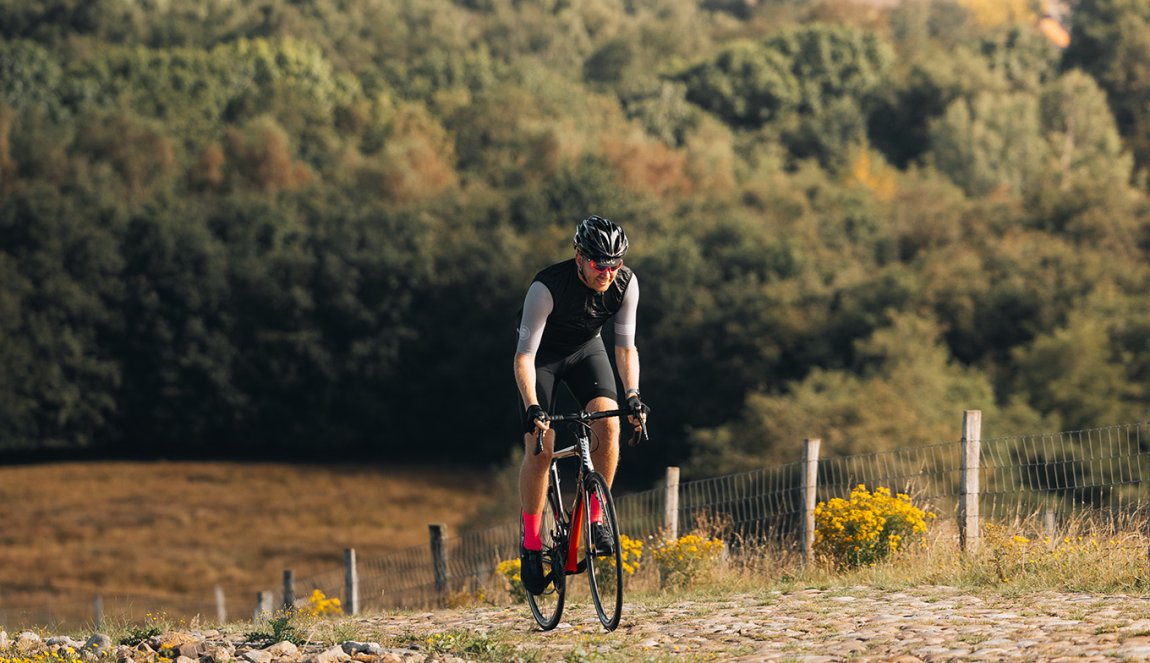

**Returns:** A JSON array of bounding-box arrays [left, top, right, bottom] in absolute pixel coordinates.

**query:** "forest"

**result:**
[[2, 0, 1150, 488]]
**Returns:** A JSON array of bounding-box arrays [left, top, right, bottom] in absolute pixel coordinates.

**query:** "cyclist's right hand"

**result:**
[[526, 404, 550, 432]]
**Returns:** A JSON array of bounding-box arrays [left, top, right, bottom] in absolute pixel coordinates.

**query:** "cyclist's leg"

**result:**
[[518, 363, 559, 596], [519, 429, 556, 516], [519, 361, 559, 543], [584, 395, 620, 485], [564, 339, 620, 487]]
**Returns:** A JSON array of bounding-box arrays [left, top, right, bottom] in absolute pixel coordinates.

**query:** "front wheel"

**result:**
[[584, 471, 624, 631]]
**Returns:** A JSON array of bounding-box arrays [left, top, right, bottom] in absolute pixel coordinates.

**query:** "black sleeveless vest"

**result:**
[[532, 259, 634, 356]]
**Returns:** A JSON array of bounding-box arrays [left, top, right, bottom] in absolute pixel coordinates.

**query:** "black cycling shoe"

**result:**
[[520, 547, 548, 595], [591, 522, 615, 554]]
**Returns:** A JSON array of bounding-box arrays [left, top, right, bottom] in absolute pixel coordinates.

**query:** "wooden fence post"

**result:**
[[664, 466, 680, 540], [254, 591, 273, 623], [214, 584, 227, 624], [429, 524, 448, 596], [282, 569, 295, 610], [344, 548, 359, 616], [960, 409, 982, 553], [801, 438, 821, 565]]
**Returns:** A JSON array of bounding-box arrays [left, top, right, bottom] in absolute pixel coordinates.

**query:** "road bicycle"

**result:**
[[525, 407, 647, 632]]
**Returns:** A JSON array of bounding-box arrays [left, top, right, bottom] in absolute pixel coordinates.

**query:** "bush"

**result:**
[[650, 532, 726, 588], [495, 558, 525, 601], [302, 589, 343, 617], [815, 484, 935, 568]]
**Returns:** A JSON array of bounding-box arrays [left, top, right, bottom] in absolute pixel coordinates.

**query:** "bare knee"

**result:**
[[587, 396, 620, 439], [522, 431, 555, 468]]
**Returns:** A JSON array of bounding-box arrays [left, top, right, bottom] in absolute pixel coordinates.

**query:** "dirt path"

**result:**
[[348, 585, 1150, 661]]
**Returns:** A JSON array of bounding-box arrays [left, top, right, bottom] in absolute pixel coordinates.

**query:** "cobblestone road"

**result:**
[[350, 585, 1150, 661]]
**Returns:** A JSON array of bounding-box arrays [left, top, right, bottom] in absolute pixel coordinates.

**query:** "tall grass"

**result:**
[[482, 511, 1150, 609]]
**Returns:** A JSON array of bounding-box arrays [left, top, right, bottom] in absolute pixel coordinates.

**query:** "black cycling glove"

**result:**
[[526, 404, 549, 428], [625, 391, 648, 419]]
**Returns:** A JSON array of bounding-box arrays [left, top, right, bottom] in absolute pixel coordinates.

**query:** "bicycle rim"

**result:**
[[526, 488, 566, 630], [584, 471, 624, 631]]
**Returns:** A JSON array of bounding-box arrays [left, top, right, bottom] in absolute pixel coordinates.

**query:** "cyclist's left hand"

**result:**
[[625, 391, 649, 431]]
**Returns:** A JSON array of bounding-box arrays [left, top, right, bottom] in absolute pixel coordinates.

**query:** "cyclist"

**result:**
[[514, 214, 648, 596]]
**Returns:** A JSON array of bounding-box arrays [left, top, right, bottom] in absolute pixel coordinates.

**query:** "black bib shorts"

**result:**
[[521, 336, 617, 434]]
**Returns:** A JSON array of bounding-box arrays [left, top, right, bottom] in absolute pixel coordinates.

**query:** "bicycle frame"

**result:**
[[547, 422, 597, 573], [536, 409, 644, 573]]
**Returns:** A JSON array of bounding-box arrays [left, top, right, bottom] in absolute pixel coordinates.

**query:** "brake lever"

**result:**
[[535, 428, 544, 455], [628, 411, 650, 447]]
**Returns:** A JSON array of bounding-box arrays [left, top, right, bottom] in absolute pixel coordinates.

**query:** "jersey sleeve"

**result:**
[[613, 274, 639, 348], [516, 281, 554, 355]]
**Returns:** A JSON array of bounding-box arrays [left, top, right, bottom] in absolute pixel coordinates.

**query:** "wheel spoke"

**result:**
[[584, 472, 624, 630], [526, 490, 566, 630]]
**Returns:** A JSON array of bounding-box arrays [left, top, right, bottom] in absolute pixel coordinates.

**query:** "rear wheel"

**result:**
[[584, 471, 623, 631], [526, 487, 566, 630]]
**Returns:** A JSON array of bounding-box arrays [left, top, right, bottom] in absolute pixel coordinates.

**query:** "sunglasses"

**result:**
[[584, 256, 623, 272]]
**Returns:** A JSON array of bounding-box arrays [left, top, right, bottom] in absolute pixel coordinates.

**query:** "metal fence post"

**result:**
[[960, 409, 982, 553], [93, 595, 103, 630], [429, 524, 448, 596], [344, 548, 359, 616], [664, 466, 680, 540], [801, 438, 821, 565]]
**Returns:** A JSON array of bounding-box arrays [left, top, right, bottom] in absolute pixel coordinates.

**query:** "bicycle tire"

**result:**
[[526, 482, 566, 630], [584, 471, 624, 631]]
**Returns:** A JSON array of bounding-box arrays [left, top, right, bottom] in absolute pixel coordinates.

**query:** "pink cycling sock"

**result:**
[[522, 512, 543, 551], [590, 494, 603, 524]]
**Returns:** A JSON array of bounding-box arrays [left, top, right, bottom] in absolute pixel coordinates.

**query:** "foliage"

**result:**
[[590, 533, 645, 589], [117, 612, 167, 646], [650, 532, 726, 588], [424, 631, 516, 660], [300, 589, 343, 618], [1063, 0, 1150, 174], [814, 484, 935, 569], [969, 518, 1150, 591], [495, 558, 525, 601], [245, 611, 303, 646], [0, 0, 1149, 488]]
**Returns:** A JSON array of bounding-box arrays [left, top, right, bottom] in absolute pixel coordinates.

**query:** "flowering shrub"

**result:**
[[815, 484, 935, 568], [617, 534, 644, 576], [591, 533, 644, 586], [301, 589, 343, 617], [650, 532, 726, 588], [495, 558, 525, 600]]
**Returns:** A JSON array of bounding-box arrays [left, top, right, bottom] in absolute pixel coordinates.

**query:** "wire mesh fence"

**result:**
[[5, 418, 1150, 631]]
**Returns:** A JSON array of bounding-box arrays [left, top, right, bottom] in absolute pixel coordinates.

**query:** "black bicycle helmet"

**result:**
[[573, 215, 628, 265]]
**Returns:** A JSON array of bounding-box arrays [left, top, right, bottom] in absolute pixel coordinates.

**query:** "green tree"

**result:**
[[868, 46, 1005, 169], [675, 40, 801, 129], [1039, 69, 1134, 194], [687, 313, 1008, 476], [1010, 311, 1143, 431], [1063, 0, 1150, 178], [0, 184, 124, 450], [927, 90, 1050, 198]]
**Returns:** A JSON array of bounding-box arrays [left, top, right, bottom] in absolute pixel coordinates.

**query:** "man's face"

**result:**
[[576, 252, 623, 292]]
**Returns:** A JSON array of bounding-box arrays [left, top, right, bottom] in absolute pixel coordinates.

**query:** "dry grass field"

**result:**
[[0, 460, 497, 613]]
